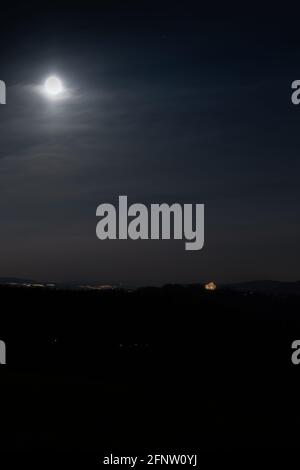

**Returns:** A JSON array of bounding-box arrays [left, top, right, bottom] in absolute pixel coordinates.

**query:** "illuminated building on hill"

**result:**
[[205, 282, 217, 291]]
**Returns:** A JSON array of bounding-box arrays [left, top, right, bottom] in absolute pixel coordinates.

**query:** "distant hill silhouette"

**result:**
[[225, 280, 300, 295], [0, 277, 36, 284], [1, 277, 300, 295]]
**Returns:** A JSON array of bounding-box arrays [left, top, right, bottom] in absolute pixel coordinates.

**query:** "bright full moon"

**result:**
[[44, 76, 63, 96]]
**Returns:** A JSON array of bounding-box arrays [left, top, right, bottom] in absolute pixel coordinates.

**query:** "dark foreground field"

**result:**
[[0, 284, 300, 452]]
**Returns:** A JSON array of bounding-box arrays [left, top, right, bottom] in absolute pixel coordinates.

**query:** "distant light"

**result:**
[[44, 76, 63, 96], [205, 282, 217, 291]]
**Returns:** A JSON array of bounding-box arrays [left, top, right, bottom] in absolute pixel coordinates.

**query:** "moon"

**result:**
[[44, 76, 63, 96]]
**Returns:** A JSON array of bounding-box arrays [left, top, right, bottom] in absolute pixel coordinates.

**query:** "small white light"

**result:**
[[44, 76, 63, 96]]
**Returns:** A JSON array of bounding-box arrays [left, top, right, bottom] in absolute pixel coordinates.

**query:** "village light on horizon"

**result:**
[[205, 282, 217, 291]]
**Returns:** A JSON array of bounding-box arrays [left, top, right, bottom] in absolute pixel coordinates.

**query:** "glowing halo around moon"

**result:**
[[44, 76, 63, 97]]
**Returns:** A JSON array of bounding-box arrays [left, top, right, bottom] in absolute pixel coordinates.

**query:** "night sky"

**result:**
[[0, 2, 300, 284]]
